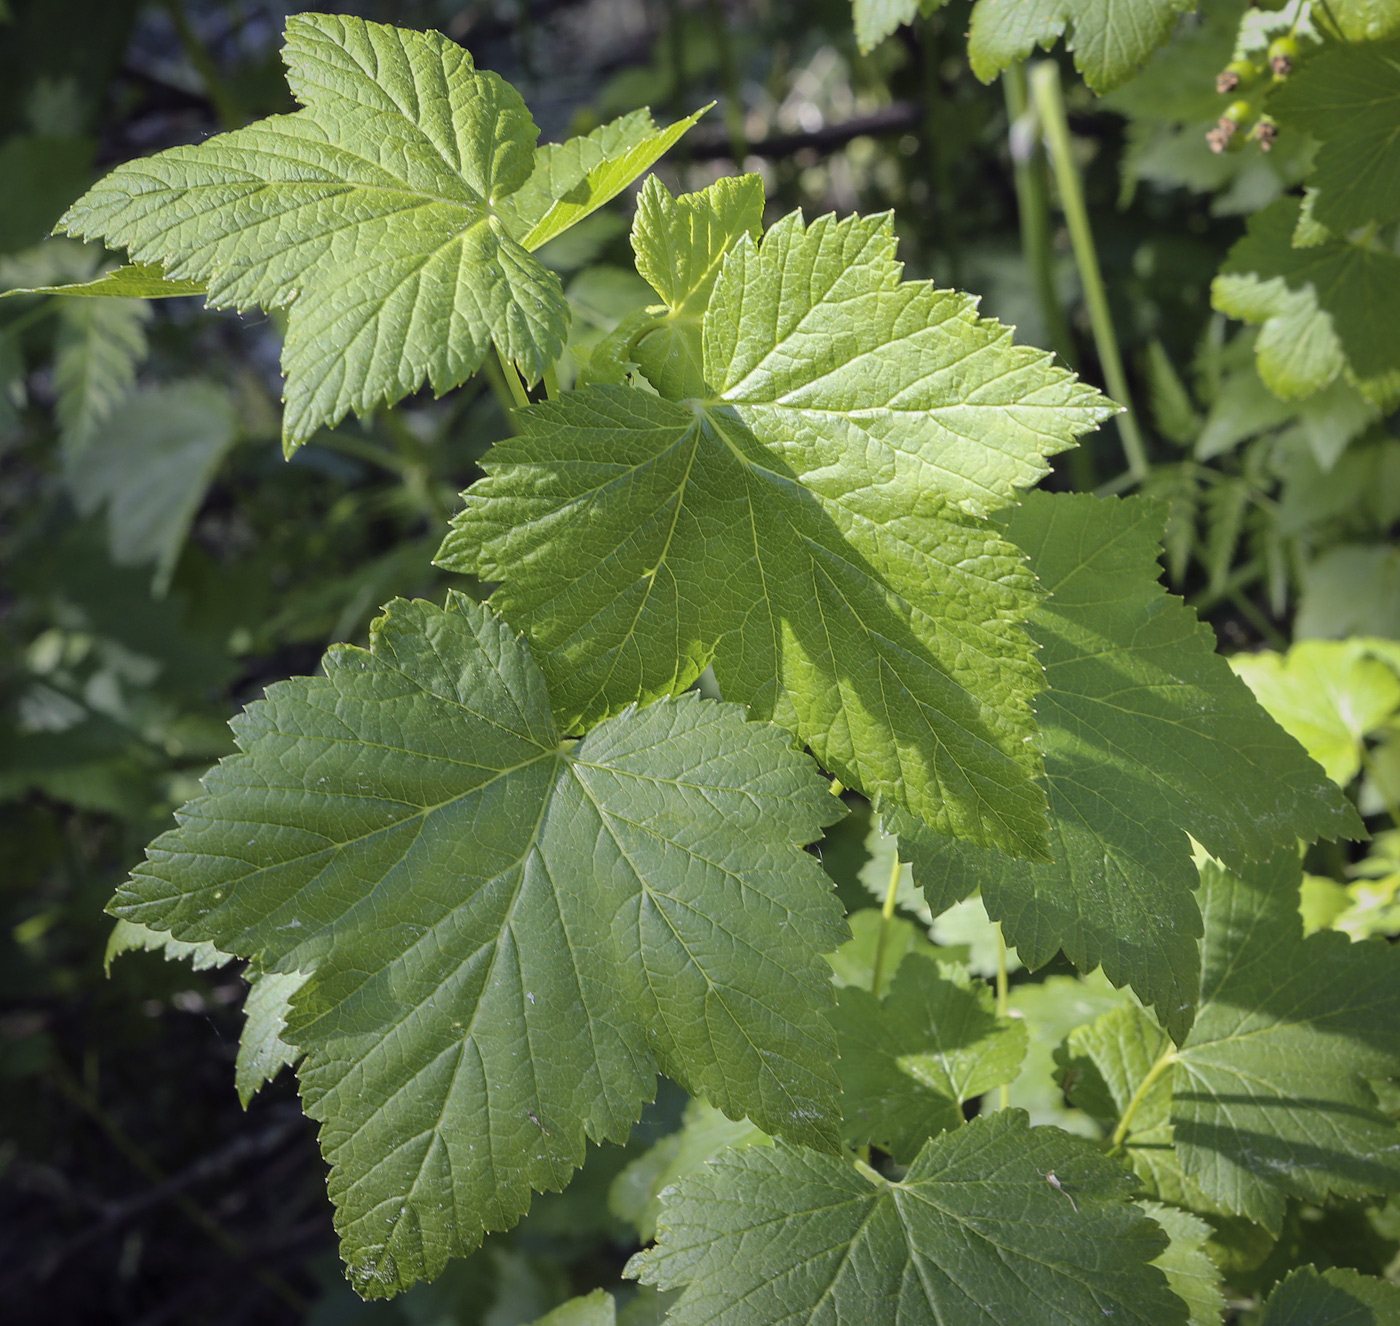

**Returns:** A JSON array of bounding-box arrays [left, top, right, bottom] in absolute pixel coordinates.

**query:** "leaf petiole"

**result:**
[[1109, 1044, 1178, 1152], [871, 847, 903, 999]]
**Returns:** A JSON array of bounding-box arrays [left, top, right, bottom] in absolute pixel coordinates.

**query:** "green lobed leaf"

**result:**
[[1002, 971, 1136, 1135], [1060, 1004, 1223, 1214], [627, 1110, 1187, 1325], [53, 295, 150, 450], [440, 202, 1116, 859], [110, 592, 847, 1295], [527, 1290, 616, 1326], [628, 174, 763, 400], [500, 107, 708, 253], [1258, 1265, 1400, 1324], [235, 969, 306, 1106], [59, 13, 571, 452], [1139, 1201, 1226, 1326], [0, 262, 205, 299], [832, 953, 1027, 1160], [827, 908, 940, 990], [1298, 544, 1400, 641], [610, 1097, 769, 1244], [1173, 855, 1400, 1232], [64, 380, 240, 593], [105, 917, 230, 974], [1315, 0, 1400, 44], [900, 491, 1362, 1040], [1269, 41, 1400, 233], [967, 0, 1197, 93], [1213, 197, 1400, 409], [851, 0, 951, 54]]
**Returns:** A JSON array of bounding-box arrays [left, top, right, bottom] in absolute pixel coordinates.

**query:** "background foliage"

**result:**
[[2, 0, 1398, 1322]]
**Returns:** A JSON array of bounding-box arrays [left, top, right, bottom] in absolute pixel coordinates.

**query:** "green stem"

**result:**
[[494, 348, 530, 411], [162, 0, 243, 129], [543, 362, 561, 402], [870, 849, 903, 999], [1030, 60, 1149, 482], [49, 1059, 308, 1313], [1109, 1046, 1178, 1152], [1002, 65, 1076, 371], [994, 922, 1010, 1111]]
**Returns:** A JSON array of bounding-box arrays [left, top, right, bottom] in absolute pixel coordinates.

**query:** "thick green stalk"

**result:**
[[994, 922, 1011, 1110], [493, 348, 531, 411], [871, 850, 903, 999], [1109, 1045, 1178, 1152], [1030, 61, 1149, 482], [1002, 65, 1076, 370]]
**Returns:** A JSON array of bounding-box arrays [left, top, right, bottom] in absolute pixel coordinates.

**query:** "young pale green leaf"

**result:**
[[497, 107, 708, 252], [1269, 41, 1400, 233], [1259, 1265, 1400, 1325], [1059, 1004, 1222, 1214], [1231, 639, 1400, 786], [610, 1097, 769, 1243], [441, 208, 1115, 859], [64, 380, 240, 593], [527, 1290, 616, 1326], [59, 13, 570, 452], [1318, 0, 1400, 42], [967, 0, 1197, 93], [1213, 198, 1400, 409], [900, 492, 1362, 1040], [110, 593, 846, 1295], [851, 0, 950, 54], [628, 174, 763, 399], [0, 263, 205, 299], [827, 908, 940, 990], [1139, 1202, 1226, 1326], [627, 1111, 1187, 1325], [1173, 855, 1400, 1232], [53, 296, 149, 450], [1004, 971, 1136, 1135], [832, 954, 1027, 1160]]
